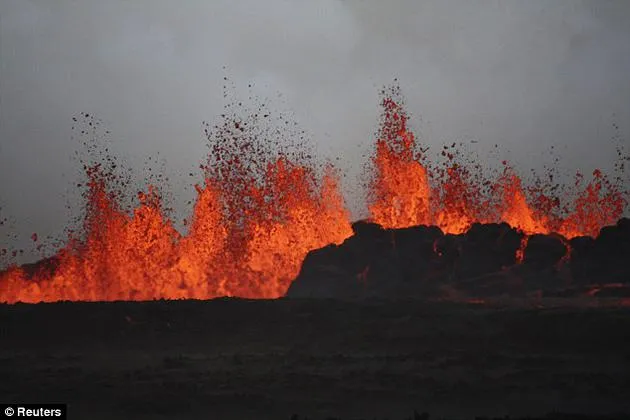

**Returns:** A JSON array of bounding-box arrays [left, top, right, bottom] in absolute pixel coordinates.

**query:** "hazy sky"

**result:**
[[1, 0, 630, 262]]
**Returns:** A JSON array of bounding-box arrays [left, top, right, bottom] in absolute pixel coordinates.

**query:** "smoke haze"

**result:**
[[1, 0, 629, 263]]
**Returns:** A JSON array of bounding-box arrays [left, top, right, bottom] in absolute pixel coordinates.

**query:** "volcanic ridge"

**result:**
[[1, 83, 629, 304]]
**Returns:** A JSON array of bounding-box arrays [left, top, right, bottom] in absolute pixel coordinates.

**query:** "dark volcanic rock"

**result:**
[[287, 219, 630, 300], [523, 234, 568, 269], [592, 217, 630, 283], [286, 221, 445, 299], [569, 218, 630, 285], [568, 235, 597, 285], [453, 222, 523, 281], [287, 244, 361, 299], [392, 224, 444, 285]]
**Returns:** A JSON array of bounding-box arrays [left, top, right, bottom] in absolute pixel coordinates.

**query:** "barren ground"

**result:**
[[1, 298, 630, 419]]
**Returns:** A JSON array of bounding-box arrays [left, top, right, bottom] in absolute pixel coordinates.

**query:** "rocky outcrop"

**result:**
[[286, 218, 630, 300]]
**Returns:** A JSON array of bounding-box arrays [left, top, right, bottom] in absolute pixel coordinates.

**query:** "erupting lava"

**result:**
[[0, 84, 628, 303], [0, 106, 354, 303], [368, 85, 627, 238]]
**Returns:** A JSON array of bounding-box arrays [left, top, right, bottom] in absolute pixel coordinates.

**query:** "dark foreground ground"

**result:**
[[1, 298, 630, 420]]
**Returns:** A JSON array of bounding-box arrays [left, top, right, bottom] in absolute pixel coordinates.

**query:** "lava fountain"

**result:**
[[0, 106, 354, 303], [367, 85, 627, 238], [0, 84, 628, 303]]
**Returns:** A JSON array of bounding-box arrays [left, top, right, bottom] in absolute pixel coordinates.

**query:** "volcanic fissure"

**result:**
[[1, 84, 628, 303]]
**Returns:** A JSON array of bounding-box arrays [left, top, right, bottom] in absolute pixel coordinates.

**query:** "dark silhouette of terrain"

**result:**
[[2, 299, 630, 419], [288, 219, 630, 300], [2, 219, 630, 418]]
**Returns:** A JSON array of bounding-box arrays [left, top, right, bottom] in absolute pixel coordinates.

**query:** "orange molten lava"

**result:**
[[0, 158, 352, 303], [0, 87, 628, 303], [368, 94, 626, 237]]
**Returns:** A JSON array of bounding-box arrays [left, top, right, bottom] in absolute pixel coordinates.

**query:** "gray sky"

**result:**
[[1, 0, 630, 262]]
